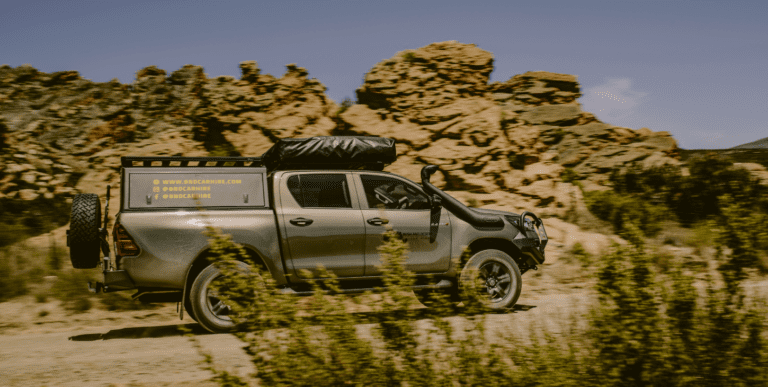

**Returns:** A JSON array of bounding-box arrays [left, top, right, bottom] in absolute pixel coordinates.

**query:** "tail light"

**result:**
[[113, 223, 141, 257]]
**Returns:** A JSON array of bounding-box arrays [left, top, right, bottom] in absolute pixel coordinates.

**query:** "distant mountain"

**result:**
[[732, 136, 768, 149]]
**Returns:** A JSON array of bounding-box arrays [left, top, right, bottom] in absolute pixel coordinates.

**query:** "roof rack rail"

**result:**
[[121, 156, 264, 168], [271, 162, 386, 171]]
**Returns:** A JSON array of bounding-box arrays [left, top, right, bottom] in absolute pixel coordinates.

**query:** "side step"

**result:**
[[277, 279, 455, 296]]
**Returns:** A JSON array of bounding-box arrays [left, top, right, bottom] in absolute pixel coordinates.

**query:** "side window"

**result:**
[[360, 175, 430, 210], [286, 174, 351, 208]]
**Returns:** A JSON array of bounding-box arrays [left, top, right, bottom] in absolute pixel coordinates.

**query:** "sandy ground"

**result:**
[[0, 288, 595, 387], [3, 220, 765, 386]]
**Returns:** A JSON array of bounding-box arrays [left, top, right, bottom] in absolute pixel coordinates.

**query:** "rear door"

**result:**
[[277, 172, 366, 279], [355, 173, 452, 275]]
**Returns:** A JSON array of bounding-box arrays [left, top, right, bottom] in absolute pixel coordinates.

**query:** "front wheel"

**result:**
[[189, 261, 251, 333], [459, 249, 522, 311]]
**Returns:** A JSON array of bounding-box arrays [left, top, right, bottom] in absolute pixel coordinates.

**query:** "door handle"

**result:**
[[290, 217, 314, 227], [367, 217, 389, 226]]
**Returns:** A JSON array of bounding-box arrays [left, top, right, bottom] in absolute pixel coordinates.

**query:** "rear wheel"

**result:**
[[189, 261, 251, 333], [459, 249, 522, 311], [69, 193, 102, 269]]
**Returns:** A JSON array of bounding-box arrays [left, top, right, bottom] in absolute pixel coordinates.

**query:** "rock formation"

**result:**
[[337, 41, 681, 216], [0, 41, 687, 237]]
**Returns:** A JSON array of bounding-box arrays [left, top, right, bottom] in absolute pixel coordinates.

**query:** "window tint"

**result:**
[[287, 174, 351, 208], [360, 175, 430, 210]]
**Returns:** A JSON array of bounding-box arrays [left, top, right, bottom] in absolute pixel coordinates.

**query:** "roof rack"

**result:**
[[121, 156, 264, 168], [273, 161, 386, 171]]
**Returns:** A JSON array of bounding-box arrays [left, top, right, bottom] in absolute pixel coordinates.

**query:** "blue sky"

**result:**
[[2, 0, 766, 149]]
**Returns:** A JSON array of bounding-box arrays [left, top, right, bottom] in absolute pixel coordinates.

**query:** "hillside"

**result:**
[[732, 136, 768, 149], [0, 41, 687, 245], [9, 40, 767, 256]]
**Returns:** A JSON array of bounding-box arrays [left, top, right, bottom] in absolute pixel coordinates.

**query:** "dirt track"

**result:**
[[0, 290, 593, 387]]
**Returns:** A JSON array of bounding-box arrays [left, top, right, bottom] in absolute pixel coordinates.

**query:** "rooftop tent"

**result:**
[[261, 136, 397, 171]]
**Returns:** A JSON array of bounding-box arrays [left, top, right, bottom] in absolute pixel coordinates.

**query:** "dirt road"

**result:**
[[0, 290, 592, 387]]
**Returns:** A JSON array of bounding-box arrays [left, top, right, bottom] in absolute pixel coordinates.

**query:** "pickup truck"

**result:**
[[67, 137, 548, 333]]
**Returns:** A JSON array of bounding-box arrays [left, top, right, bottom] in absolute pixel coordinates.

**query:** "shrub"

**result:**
[[0, 253, 29, 302], [335, 97, 353, 116], [49, 269, 99, 312], [607, 156, 768, 226], [584, 189, 666, 238], [585, 220, 767, 386], [187, 204, 767, 386], [569, 242, 592, 268], [100, 291, 160, 311], [561, 167, 579, 184]]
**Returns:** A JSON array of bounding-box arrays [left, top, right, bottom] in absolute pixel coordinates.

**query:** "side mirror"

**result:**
[[429, 194, 442, 244], [431, 194, 442, 211]]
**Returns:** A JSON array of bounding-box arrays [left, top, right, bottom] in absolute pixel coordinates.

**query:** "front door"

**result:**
[[280, 173, 366, 279], [356, 174, 452, 276]]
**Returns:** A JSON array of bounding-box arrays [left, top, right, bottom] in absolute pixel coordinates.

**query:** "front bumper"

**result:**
[[507, 211, 548, 267]]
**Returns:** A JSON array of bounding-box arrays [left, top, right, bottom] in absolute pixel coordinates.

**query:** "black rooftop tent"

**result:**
[[261, 136, 397, 171]]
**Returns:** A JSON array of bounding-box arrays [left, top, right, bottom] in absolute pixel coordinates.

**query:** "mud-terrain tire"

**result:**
[[459, 249, 522, 311], [414, 287, 462, 309], [69, 193, 102, 269], [190, 261, 252, 333], [184, 297, 197, 322]]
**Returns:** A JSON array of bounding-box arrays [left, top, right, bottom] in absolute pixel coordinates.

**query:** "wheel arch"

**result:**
[[179, 245, 269, 320], [464, 238, 524, 268]]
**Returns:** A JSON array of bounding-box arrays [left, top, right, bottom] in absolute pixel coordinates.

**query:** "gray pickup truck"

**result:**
[[67, 136, 548, 333]]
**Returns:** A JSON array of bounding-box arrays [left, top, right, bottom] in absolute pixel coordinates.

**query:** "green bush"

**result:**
[[0, 254, 29, 302], [561, 167, 579, 184], [100, 291, 160, 311], [584, 220, 767, 386], [49, 269, 99, 312], [335, 97, 353, 116], [0, 198, 72, 248], [584, 190, 666, 238], [568, 242, 592, 268], [608, 155, 768, 226], [188, 206, 767, 386]]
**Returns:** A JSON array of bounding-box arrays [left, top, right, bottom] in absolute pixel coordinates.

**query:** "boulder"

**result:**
[[356, 41, 494, 119], [518, 103, 582, 125]]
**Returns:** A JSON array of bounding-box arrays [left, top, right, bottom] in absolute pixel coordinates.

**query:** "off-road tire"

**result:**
[[459, 249, 522, 311], [69, 193, 102, 269], [190, 261, 251, 333], [184, 297, 197, 322]]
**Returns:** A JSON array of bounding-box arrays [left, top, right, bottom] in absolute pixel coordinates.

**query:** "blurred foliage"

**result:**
[[0, 197, 72, 248], [335, 97, 354, 116], [587, 154, 768, 241], [570, 242, 592, 268], [608, 154, 768, 225], [584, 189, 666, 239], [402, 52, 417, 63], [188, 200, 767, 386]]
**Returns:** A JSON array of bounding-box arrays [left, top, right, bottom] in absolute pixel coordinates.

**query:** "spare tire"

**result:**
[[69, 193, 102, 269]]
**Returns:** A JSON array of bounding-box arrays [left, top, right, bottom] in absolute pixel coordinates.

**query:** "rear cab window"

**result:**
[[287, 173, 352, 208]]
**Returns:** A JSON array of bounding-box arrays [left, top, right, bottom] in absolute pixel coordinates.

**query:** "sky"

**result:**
[[1, 0, 766, 149]]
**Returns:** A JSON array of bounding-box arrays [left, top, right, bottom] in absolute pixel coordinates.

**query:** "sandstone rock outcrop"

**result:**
[[1, 41, 687, 237], [337, 41, 681, 216]]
